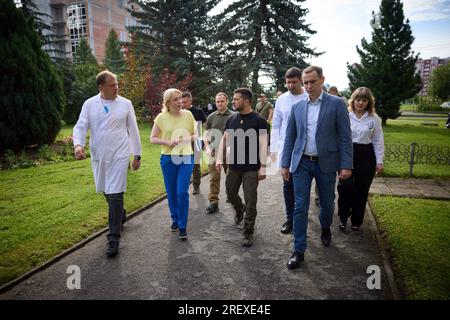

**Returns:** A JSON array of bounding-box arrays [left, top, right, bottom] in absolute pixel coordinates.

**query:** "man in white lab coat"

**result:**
[[73, 70, 142, 258]]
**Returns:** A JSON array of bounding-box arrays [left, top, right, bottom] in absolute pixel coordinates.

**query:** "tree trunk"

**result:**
[[382, 116, 387, 126]]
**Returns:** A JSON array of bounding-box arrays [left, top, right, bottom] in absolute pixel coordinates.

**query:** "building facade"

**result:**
[[415, 56, 450, 96], [35, 0, 138, 63]]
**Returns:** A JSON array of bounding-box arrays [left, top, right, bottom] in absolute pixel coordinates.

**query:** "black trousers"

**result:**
[[104, 192, 125, 243], [337, 143, 376, 227]]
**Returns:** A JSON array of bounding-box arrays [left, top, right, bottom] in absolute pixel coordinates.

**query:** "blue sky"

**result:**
[[212, 0, 450, 91]]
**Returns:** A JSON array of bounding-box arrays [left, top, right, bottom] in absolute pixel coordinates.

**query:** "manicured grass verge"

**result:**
[[0, 125, 166, 286], [369, 195, 450, 299]]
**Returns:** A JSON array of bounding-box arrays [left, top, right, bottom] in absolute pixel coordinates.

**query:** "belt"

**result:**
[[302, 154, 319, 161]]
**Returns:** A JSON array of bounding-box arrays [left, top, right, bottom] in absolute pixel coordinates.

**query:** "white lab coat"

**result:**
[[73, 94, 142, 194]]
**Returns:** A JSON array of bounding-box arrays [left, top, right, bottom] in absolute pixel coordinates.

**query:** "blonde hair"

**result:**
[[162, 88, 182, 113], [348, 87, 376, 115]]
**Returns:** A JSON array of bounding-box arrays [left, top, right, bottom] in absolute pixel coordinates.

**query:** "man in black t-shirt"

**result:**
[[182, 92, 207, 194], [216, 88, 268, 247]]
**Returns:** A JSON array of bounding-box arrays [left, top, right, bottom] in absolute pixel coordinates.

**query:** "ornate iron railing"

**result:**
[[385, 143, 450, 177]]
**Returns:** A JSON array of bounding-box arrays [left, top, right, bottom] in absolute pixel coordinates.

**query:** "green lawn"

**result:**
[[369, 195, 450, 299], [382, 119, 450, 178]]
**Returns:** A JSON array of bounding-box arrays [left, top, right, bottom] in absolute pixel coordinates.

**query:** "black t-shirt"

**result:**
[[188, 106, 207, 123], [225, 111, 268, 172]]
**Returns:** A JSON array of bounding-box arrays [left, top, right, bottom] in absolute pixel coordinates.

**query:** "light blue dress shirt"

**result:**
[[304, 91, 323, 156]]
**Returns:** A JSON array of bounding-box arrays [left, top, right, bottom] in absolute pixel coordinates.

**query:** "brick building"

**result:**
[[415, 56, 450, 96], [35, 0, 138, 63]]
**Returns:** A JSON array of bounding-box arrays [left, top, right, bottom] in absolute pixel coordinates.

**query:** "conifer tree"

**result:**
[[213, 0, 318, 93], [0, 0, 65, 151], [347, 0, 421, 125], [104, 29, 125, 74]]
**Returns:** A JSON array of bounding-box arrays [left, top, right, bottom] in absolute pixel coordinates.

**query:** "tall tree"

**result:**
[[63, 37, 100, 124], [128, 0, 218, 106], [0, 0, 65, 151], [428, 63, 450, 101], [214, 0, 319, 93], [347, 0, 421, 125], [104, 29, 125, 74]]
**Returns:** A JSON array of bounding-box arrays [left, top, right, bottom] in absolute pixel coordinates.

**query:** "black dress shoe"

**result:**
[[287, 251, 304, 270], [280, 221, 293, 234], [321, 228, 332, 247]]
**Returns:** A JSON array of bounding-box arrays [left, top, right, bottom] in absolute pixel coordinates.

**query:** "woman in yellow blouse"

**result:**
[[150, 88, 197, 240]]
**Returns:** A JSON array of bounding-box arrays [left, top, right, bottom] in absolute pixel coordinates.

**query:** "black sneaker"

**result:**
[[106, 241, 119, 258], [179, 228, 188, 240], [234, 208, 244, 225], [171, 222, 179, 232], [242, 233, 253, 247], [205, 203, 218, 214]]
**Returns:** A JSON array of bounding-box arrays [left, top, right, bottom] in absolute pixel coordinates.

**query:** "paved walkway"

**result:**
[[370, 177, 450, 200], [1, 172, 396, 300]]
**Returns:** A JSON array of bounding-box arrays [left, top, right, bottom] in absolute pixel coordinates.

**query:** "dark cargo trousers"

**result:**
[[225, 169, 259, 235]]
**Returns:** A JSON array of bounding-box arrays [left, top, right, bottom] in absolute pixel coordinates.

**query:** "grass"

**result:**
[[0, 124, 209, 286], [382, 119, 450, 178], [369, 195, 450, 299]]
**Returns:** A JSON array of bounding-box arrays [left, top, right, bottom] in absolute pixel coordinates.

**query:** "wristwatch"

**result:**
[[134, 155, 141, 160]]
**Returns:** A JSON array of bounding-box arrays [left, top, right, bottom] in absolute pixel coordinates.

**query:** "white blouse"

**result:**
[[349, 111, 384, 164]]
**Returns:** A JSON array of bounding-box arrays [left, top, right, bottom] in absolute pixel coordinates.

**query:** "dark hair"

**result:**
[[181, 91, 192, 99], [234, 87, 253, 103], [303, 66, 323, 78], [96, 70, 116, 87], [285, 67, 302, 79]]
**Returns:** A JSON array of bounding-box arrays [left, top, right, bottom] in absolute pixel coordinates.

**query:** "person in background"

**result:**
[[337, 87, 384, 231], [204, 92, 234, 214], [151, 89, 197, 240], [181, 92, 207, 195], [270, 67, 307, 234], [73, 70, 142, 258]]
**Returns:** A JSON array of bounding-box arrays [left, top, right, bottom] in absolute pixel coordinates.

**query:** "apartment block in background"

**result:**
[[35, 0, 138, 63], [415, 56, 450, 96]]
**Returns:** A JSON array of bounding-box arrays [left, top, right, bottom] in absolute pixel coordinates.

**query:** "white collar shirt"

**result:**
[[304, 91, 323, 156]]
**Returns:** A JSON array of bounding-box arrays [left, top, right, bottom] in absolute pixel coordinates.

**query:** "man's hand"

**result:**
[[132, 159, 141, 171], [74, 145, 86, 160], [338, 169, 352, 180], [376, 164, 384, 175], [281, 167, 290, 182], [258, 168, 266, 181]]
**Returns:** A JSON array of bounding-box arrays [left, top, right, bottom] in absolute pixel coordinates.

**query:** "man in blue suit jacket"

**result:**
[[281, 66, 353, 269]]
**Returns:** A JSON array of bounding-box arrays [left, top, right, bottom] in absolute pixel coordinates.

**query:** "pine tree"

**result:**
[[0, 0, 65, 151], [63, 37, 100, 124], [129, 0, 218, 106], [347, 0, 421, 125], [214, 0, 318, 93], [104, 29, 125, 74]]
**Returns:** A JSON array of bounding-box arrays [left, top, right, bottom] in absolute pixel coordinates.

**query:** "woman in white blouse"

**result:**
[[337, 87, 384, 231]]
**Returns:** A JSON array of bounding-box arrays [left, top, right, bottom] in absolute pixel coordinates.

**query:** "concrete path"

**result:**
[[1, 173, 393, 300], [370, 177, 450, 200]]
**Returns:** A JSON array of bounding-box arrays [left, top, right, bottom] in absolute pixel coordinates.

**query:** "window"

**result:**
[[117, 0, 126, 8], [66, 3, 87, 58]]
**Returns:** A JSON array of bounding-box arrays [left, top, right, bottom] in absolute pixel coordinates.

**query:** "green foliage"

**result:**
[[73, 37, 97, 65], [63, 38, 101, 124], [0, 0, 65, 151], [213, 0, 318, 92], [129, 0, 218, 107], [428, 62, 450, 101], [347, 0, 421, 125], [104, 29, 125, 74], [416, 96, 444, 112]]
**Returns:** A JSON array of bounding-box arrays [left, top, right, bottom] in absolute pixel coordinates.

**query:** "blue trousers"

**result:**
[[292, 158, 337, 253], [160, 155, 194, 230], [283, 178, 295, 223]]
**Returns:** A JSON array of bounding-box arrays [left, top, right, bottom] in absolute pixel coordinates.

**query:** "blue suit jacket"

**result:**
[[281, 92, 353, 173]]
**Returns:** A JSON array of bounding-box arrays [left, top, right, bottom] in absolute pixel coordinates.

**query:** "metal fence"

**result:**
[[385, 143, 450, 177]]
